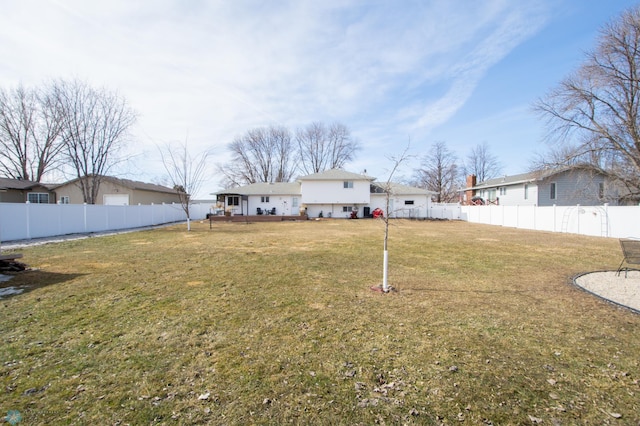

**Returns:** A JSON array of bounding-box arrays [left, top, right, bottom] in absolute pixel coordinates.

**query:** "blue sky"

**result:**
[[1, 0, 638, 196]]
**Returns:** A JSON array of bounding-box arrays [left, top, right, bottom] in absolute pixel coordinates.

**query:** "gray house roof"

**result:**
[[0, 177, 49, 191], [216, 182, 301, 196], [299, 169, 375, 181], [469, 168, 577, 190], [52, 176, 177, 194]]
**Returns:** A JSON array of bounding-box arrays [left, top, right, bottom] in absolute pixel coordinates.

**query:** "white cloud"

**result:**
[[0, 0, 553, 195]]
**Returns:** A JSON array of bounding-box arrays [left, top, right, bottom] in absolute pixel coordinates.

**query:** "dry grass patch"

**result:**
[[0, 220, 638, 424]]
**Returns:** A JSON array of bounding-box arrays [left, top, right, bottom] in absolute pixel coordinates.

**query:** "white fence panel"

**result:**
[[28, 203, 63, 239], [0, 202, 216, 243], [460, 204, 640, 239], [0, 204, 28, 241], [606, 206, 640, 238], [429, 204, 462, 220]]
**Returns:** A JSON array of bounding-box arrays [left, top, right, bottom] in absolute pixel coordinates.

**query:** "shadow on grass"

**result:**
[[0, 269, 86, 300]]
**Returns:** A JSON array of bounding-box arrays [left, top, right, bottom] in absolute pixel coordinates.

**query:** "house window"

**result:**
[[261, 196, 270, 203], [524, 184, 529, 200], [228, 196, 240, 206], [499, 187, 507, 196], [404, 200, 414, 205], [59, 196, 69, 204], [598, 182, 605, 199], [27, 192, 49, 204], [342, 206, 353, 212], [343, 181, 353, 189], [550, 182, 557, 200]]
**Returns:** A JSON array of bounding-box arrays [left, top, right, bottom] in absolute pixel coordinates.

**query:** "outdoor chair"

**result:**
[[616, 238, 640, 277], [270, 207, 276, 215], [256, 207, 263, 215]]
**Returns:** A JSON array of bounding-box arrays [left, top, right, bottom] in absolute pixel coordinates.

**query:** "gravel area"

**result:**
[[574, 270, 640, 313]]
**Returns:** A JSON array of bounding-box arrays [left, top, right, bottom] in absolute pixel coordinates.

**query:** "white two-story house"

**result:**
[[215, 169, 435, 218]]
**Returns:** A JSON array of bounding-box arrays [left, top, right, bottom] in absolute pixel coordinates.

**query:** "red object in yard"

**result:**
[[372, 208, 384, 218]]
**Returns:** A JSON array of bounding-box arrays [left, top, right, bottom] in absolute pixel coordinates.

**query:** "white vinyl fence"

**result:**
[[0, 202, 212, 243], [428, 203, 640, 239]]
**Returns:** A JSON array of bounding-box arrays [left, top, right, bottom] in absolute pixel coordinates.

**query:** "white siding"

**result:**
[[502, 183, 538, 206], [300, 180, 370, 205], [248, 194, 298, 215], [537, 172, 604, 206], [369, 194, 430, 218]]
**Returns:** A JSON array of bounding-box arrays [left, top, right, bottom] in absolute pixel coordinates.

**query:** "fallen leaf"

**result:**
[[528, 415, 543, 424]]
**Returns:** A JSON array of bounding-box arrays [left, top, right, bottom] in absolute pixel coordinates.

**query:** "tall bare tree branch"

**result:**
[[0, 83, 64, 181], [413, 141, 460, 202], [296, 121, 360, 174], [462, 142, 502, 182], [218, 125, 296, 187], [54, 79, 137, 203], [534, 5, 640, 203]]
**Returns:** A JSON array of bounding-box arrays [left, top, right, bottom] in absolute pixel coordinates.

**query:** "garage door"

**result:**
[[103, 194, 130, 205]]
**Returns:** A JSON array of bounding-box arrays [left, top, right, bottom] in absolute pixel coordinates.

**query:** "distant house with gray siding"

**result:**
[[462, 168, 618, 206]]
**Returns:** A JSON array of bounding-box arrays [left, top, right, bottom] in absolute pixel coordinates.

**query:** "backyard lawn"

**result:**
[[0, 219, 638, 425]]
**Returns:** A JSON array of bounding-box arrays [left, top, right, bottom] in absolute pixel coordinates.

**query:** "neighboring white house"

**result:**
[[462, 168, 621, 206], [214, 169, 435, 218]]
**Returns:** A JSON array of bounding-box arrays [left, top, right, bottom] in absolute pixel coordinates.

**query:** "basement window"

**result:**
[[404, 200, 414, 205]]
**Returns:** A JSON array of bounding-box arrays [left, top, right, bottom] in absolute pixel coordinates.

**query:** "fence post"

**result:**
[[25, 201, 31, 240], [84, 203, 88, 232]]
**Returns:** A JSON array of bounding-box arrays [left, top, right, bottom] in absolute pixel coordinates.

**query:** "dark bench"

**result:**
[[0, 253, 23, 262], [616, 239, 640, 277]]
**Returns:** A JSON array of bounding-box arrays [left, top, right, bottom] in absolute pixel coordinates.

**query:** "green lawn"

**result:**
[[1, 219, 638, 425]]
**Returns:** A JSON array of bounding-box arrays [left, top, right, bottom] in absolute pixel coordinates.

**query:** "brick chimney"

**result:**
[[465, 175, 477, 205]]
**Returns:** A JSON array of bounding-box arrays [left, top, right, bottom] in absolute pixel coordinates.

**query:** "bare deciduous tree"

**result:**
[[534, 5, 640, 203], [463, 142, 502, 183], [159, 140, 210, 231], [296, 121, 360, 174], [0, 83, 64, 182], [54, 79, 137, 203], [414, 141, 460, 202], [376, 144, 413, 293], [218, 125, 296, 187]]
